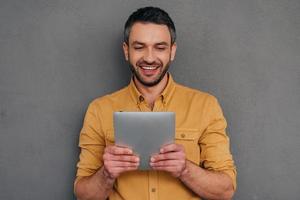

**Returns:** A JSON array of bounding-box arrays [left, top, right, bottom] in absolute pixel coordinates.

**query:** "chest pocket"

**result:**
[[175, 129, 200, 165]]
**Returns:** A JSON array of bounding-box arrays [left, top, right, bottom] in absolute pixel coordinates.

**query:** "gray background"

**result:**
[[0, 0, 299, 199]]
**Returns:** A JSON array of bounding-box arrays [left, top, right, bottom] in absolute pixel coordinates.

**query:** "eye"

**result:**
[[156, 46, 167, 51], [133, 46, 143, 50]]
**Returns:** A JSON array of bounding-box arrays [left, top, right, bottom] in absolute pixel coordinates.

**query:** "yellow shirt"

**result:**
[[75, 74, 237, 200]]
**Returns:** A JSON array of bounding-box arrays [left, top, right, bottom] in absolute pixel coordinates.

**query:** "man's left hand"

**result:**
[[150, 143, 187, 178]]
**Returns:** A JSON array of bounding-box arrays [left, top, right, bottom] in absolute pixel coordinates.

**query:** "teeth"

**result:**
[[141, 66, 157, 70]]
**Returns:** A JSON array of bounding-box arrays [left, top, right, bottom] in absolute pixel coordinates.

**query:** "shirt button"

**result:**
[[139, 96, 144, 102], [181, 133, 186, 138], [151, 188, 156, 192]]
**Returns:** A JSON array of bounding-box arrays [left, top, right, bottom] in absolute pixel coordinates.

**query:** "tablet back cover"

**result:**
[[113, 112, 175, 170]]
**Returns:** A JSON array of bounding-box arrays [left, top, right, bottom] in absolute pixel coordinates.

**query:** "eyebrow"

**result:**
[[131, 41, 169, 46], [131, 41, 144, 45], [155, 42, 169, 46]]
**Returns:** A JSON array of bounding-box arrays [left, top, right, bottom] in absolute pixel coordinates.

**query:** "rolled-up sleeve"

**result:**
[[199, 96, 237, 190], [75, 101, 105, 184]]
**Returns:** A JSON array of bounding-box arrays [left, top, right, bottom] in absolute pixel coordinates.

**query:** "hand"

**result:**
[[103, 145, 140, 179], [150, 143, 187, 177]]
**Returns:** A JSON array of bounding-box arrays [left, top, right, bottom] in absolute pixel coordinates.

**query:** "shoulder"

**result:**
[[174, 82, 217, 103], [88, 85, 130, 110]]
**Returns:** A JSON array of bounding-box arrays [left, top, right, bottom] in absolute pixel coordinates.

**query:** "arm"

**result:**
[[180, 160, 234, 200], [74, 101, 140, 199], [75, 146, 140, 200], [150, 144, 234, 200], [75, 166, 115, 200]]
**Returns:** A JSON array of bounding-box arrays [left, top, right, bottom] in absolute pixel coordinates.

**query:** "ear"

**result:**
[[170, 42, 177, 61], [123, 42, 129, 61]]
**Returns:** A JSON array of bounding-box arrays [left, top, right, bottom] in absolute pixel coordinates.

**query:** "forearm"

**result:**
[[75, 166, 115, 200], [179, 160, 234, 200]]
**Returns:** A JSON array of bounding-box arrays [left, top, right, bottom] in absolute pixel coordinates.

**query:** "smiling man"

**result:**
[[74, 7, 237, 200]]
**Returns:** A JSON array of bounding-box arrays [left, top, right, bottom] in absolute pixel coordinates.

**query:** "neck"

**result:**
[[134, 74, 169, 108]]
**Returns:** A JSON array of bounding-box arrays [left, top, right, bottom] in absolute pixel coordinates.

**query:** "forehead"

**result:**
[[129, 22, 171, 44]]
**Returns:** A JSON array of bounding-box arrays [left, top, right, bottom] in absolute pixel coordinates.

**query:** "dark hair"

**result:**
[[124, 7, 176, 44]]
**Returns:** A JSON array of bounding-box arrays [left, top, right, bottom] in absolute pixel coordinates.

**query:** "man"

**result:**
[[74, 7, 236, 200]]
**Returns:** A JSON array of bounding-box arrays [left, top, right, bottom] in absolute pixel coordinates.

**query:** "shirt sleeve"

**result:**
[[199, 95, 237, 190], [75, 101, 106, 179]]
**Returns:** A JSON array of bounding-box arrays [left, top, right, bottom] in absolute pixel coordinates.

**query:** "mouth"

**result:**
[[140, 65, 160, 70], [138, 65, 160, 76]]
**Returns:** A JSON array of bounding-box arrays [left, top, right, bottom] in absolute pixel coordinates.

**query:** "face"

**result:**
[[123, 22, 177, 87]]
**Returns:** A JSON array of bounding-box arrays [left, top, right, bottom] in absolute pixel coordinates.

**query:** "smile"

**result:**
[[140, 66, 159, 70]]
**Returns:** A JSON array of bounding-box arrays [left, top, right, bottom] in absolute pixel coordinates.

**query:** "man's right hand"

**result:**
[[103, 145, 140, 179]]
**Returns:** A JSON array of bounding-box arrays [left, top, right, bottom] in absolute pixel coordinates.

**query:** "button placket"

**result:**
[[138, 100, 151, 112], [148, 170, 158, 200], [153, 98, 165, 112]]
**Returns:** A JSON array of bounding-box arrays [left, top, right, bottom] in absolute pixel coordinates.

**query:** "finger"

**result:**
[[110, 166, 139, 174], [108, 166, 139, 178], [105, 160, 139, 167], [160, 143, 184, 153], [151, 152, 185, 162], [106, 154, 140, 163], [150, 159, 184, 167], [105, 146, 133, 155], [151, 165, 181, 173]]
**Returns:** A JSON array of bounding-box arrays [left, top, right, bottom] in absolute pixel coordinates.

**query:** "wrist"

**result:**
[[178, 160, 189, 179], [102, 167, 116, 184]]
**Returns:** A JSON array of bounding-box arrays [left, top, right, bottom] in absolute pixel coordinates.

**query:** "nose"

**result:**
[[143, 48, 155, 63]]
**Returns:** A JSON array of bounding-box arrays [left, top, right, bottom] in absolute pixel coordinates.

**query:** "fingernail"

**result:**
[[136, 158, 139, 162], [160, 149, 164, 153], [151, 157, 155, 162]]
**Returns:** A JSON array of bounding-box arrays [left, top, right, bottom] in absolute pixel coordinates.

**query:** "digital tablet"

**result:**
[[113, 112, 175, 170]]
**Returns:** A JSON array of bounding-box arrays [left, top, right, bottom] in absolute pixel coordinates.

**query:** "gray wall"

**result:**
[[0, 0, 299, 199]]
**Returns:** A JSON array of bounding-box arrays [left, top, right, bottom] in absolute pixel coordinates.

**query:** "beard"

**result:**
[[129, 57, 171, 87]]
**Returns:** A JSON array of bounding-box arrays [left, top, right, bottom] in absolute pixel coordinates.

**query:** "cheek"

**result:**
[[128, 52, 142, 64], [158, 53, 172, 64]]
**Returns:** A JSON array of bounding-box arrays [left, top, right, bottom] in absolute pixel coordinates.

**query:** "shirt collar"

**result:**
[[128, 73, 176, 105]]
